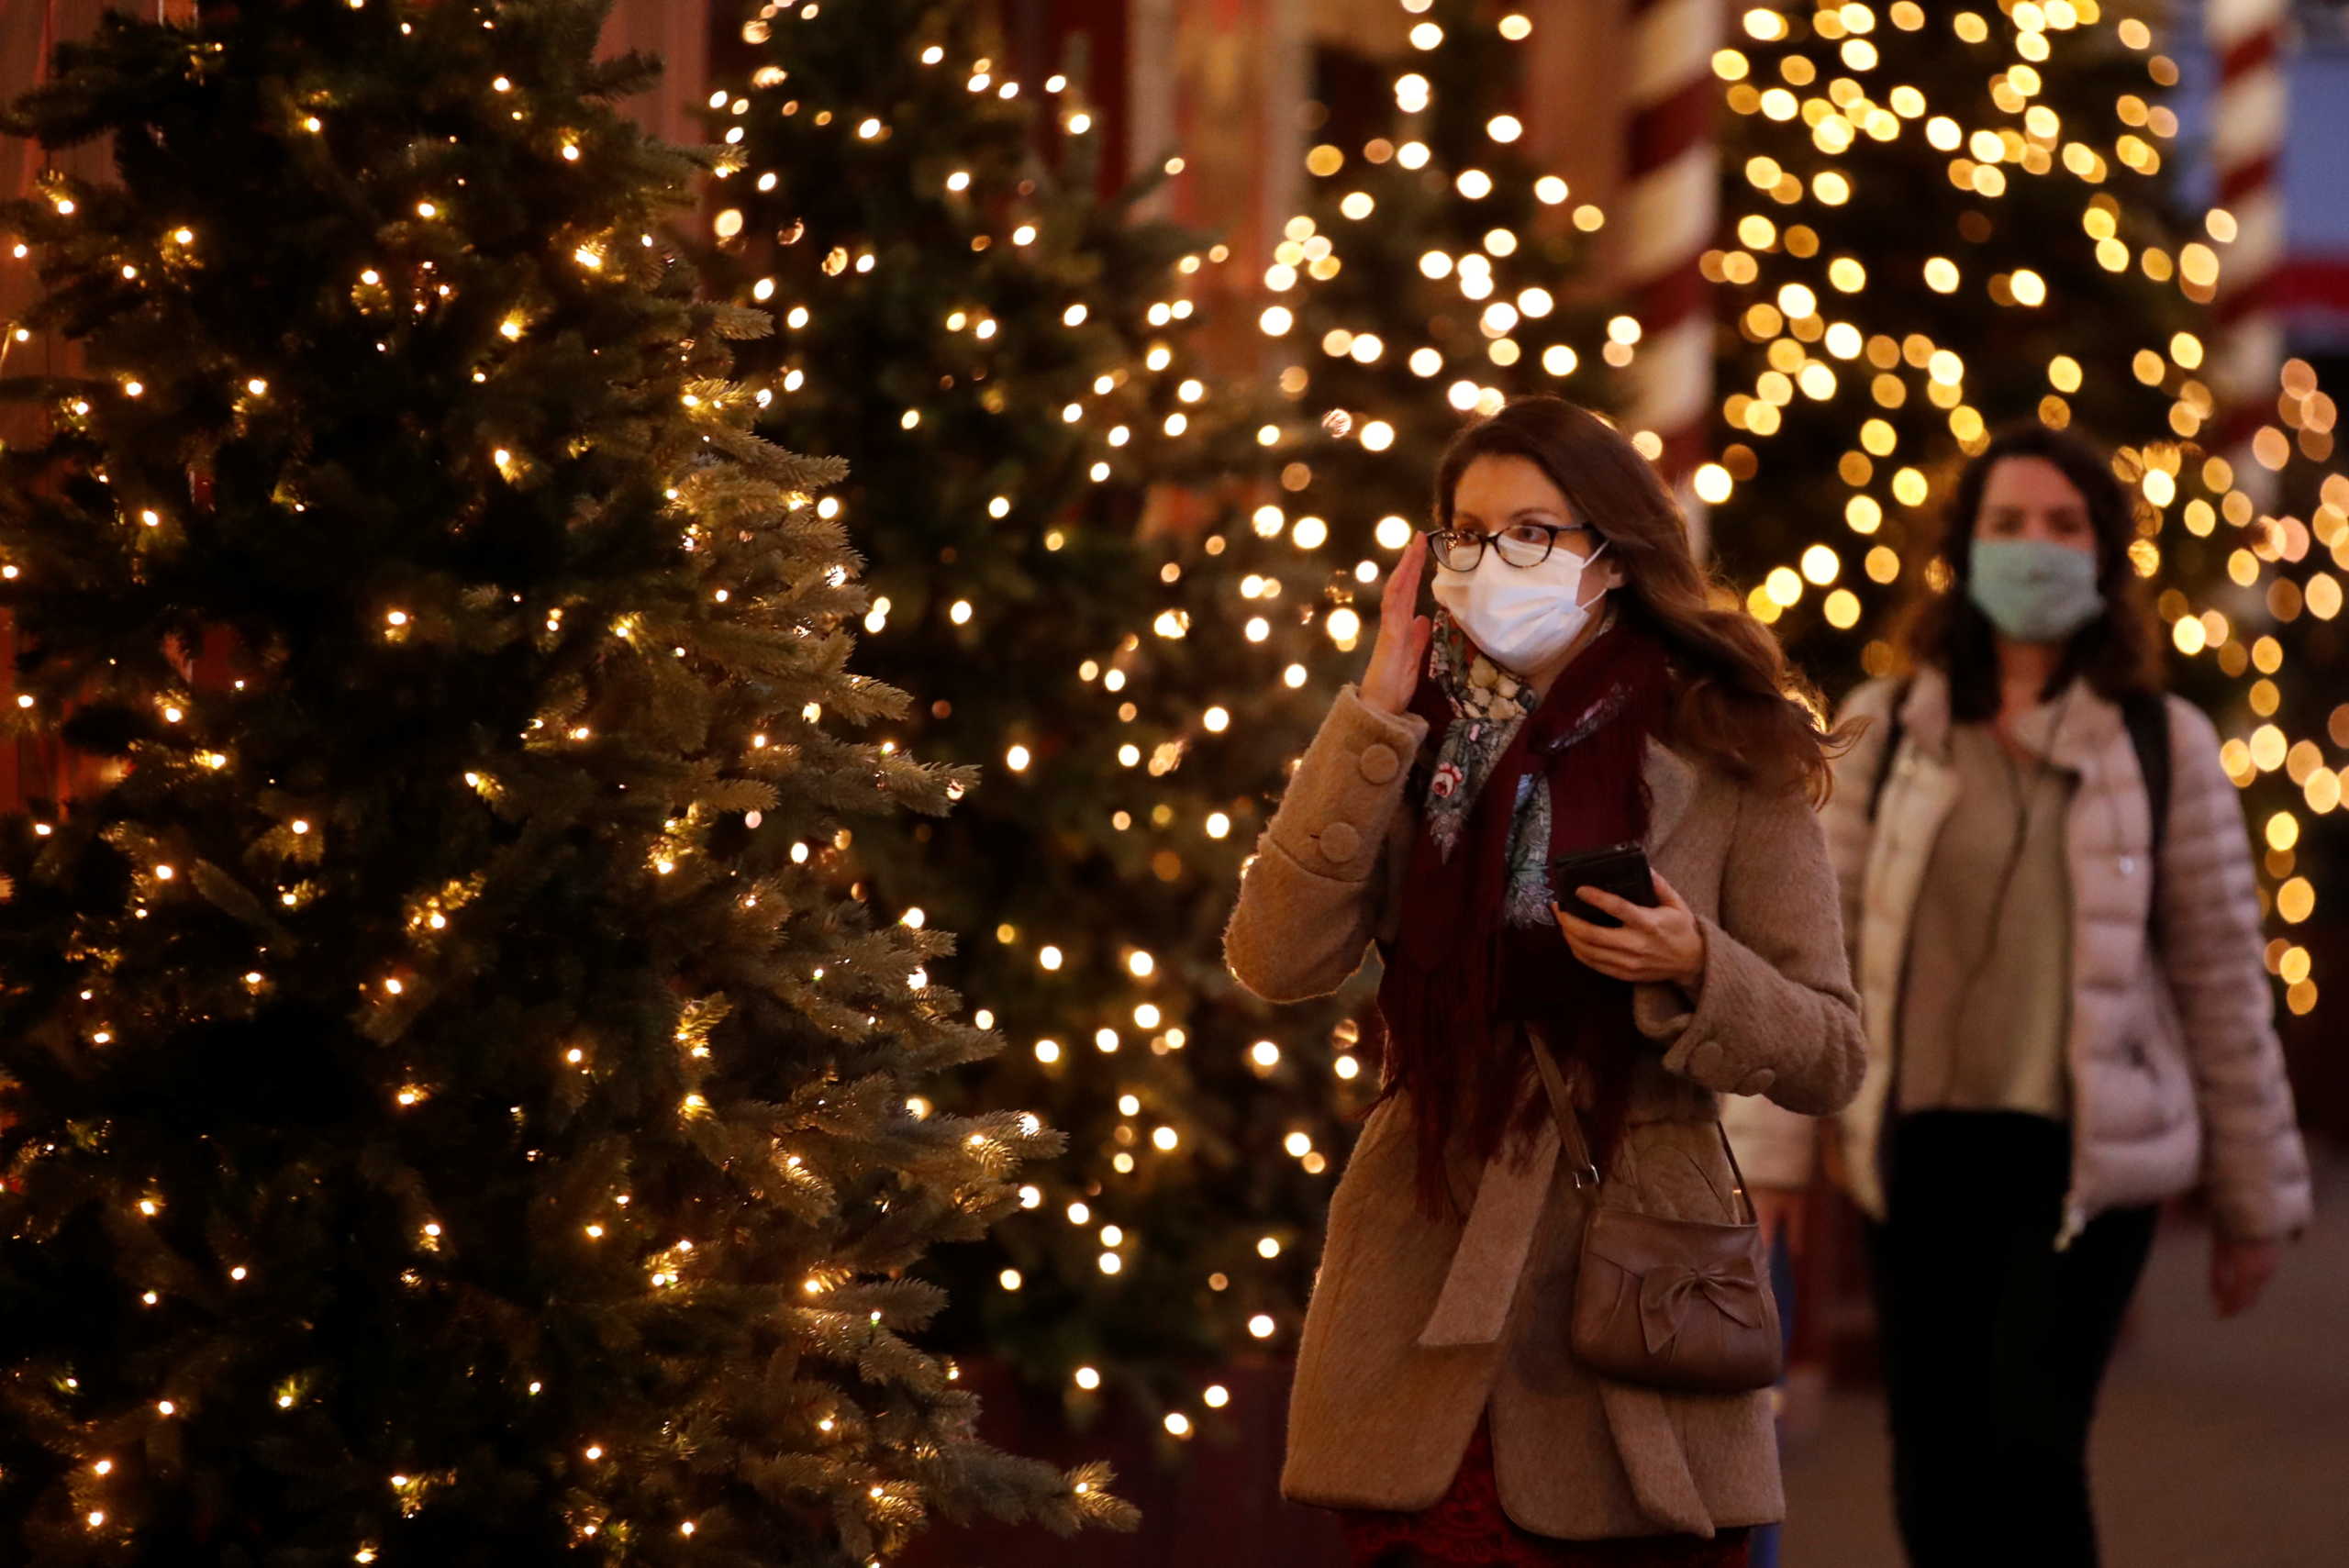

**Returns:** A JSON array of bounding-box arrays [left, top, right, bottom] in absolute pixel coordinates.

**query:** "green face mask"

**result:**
[[1967, 538, 2104, 643]]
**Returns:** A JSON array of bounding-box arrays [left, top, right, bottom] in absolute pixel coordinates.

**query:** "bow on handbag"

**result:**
[[1638, 1257, 1767, 1355]]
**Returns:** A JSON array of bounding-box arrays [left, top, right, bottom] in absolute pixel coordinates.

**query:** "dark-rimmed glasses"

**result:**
[[1426, 520, 1592, 571]]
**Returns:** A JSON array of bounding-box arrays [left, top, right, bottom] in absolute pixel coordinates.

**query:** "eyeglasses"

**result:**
[[1426, 520, 1592, 571]]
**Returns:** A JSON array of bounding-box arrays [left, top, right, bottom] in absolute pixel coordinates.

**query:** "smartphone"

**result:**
[[1547, 841, 1657, 928]]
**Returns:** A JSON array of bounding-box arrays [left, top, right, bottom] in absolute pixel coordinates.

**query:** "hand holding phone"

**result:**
[[1548, 844, 1707, 989]]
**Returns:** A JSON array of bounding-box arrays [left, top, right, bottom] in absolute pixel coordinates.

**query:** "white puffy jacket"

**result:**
[[1722, 667, 2311, 1243]]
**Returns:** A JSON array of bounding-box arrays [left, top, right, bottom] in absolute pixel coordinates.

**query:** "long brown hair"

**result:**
[[1891, 423, 2165, 720], [1433, 396, 1845, 803]]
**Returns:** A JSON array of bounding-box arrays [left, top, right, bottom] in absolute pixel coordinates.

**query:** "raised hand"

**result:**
[[2210, 1234, 2280, 1319], [1360, 535, 1434, 716]]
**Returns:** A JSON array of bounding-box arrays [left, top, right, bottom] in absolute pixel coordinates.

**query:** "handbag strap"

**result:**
[[1526, 1025, 1602, 1189], [1523, 1023, 1760, 1224]]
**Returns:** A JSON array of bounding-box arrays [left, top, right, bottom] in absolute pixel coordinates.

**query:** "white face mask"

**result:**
[[1430, 540, 1609, 675]]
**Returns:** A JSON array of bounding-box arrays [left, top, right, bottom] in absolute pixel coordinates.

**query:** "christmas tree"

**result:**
[[1264, 0, 1622, 573], [686, 0, 1626, 1418], [0, 1, 1130, 1561], [693, 0, 1368, 1421], [1698, 0, 2201, 696], [1698, 1, 2335, 1020]]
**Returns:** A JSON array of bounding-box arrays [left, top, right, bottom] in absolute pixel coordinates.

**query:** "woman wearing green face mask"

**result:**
[[1724, 424, 2310, 1567]]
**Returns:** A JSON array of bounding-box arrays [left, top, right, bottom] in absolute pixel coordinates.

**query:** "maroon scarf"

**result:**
[[1371, 618, 1675, 1217]]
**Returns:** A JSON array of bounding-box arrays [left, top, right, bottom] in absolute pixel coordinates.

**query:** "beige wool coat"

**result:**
[[1723, 669, 2312, 1240], [1224, 684, 1866, 1541]]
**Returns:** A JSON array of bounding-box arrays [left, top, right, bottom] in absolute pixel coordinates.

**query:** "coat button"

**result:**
[[1359, 743, 1400, 785], [1319, 821, 1363, 862]]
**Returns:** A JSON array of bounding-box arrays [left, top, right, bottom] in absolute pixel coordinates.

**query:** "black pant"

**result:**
[[1868, 1111, 2158, 1568]]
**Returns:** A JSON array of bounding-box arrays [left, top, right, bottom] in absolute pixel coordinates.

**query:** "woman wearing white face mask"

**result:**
[[1224, 396, 1865, 1566], [1742, 424, 2310, 1567]]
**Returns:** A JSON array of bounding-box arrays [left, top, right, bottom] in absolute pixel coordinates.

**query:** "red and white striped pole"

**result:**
[[2207, 0, 2288, 486], [1619, 0, 1724, 555]]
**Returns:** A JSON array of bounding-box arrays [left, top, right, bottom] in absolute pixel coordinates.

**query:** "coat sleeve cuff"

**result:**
[[1634, 917, 1794, 1100], [1264, 684, 1430, 884]]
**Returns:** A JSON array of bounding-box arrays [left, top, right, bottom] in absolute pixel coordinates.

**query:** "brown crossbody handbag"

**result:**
[[1527, 1029, 1783, 1396]]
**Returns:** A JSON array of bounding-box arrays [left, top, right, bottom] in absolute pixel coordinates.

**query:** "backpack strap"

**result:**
[[1865, 676, 1915, 822], [2119, 689, 2172, 861], [2120, 690, 2173, 938]]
